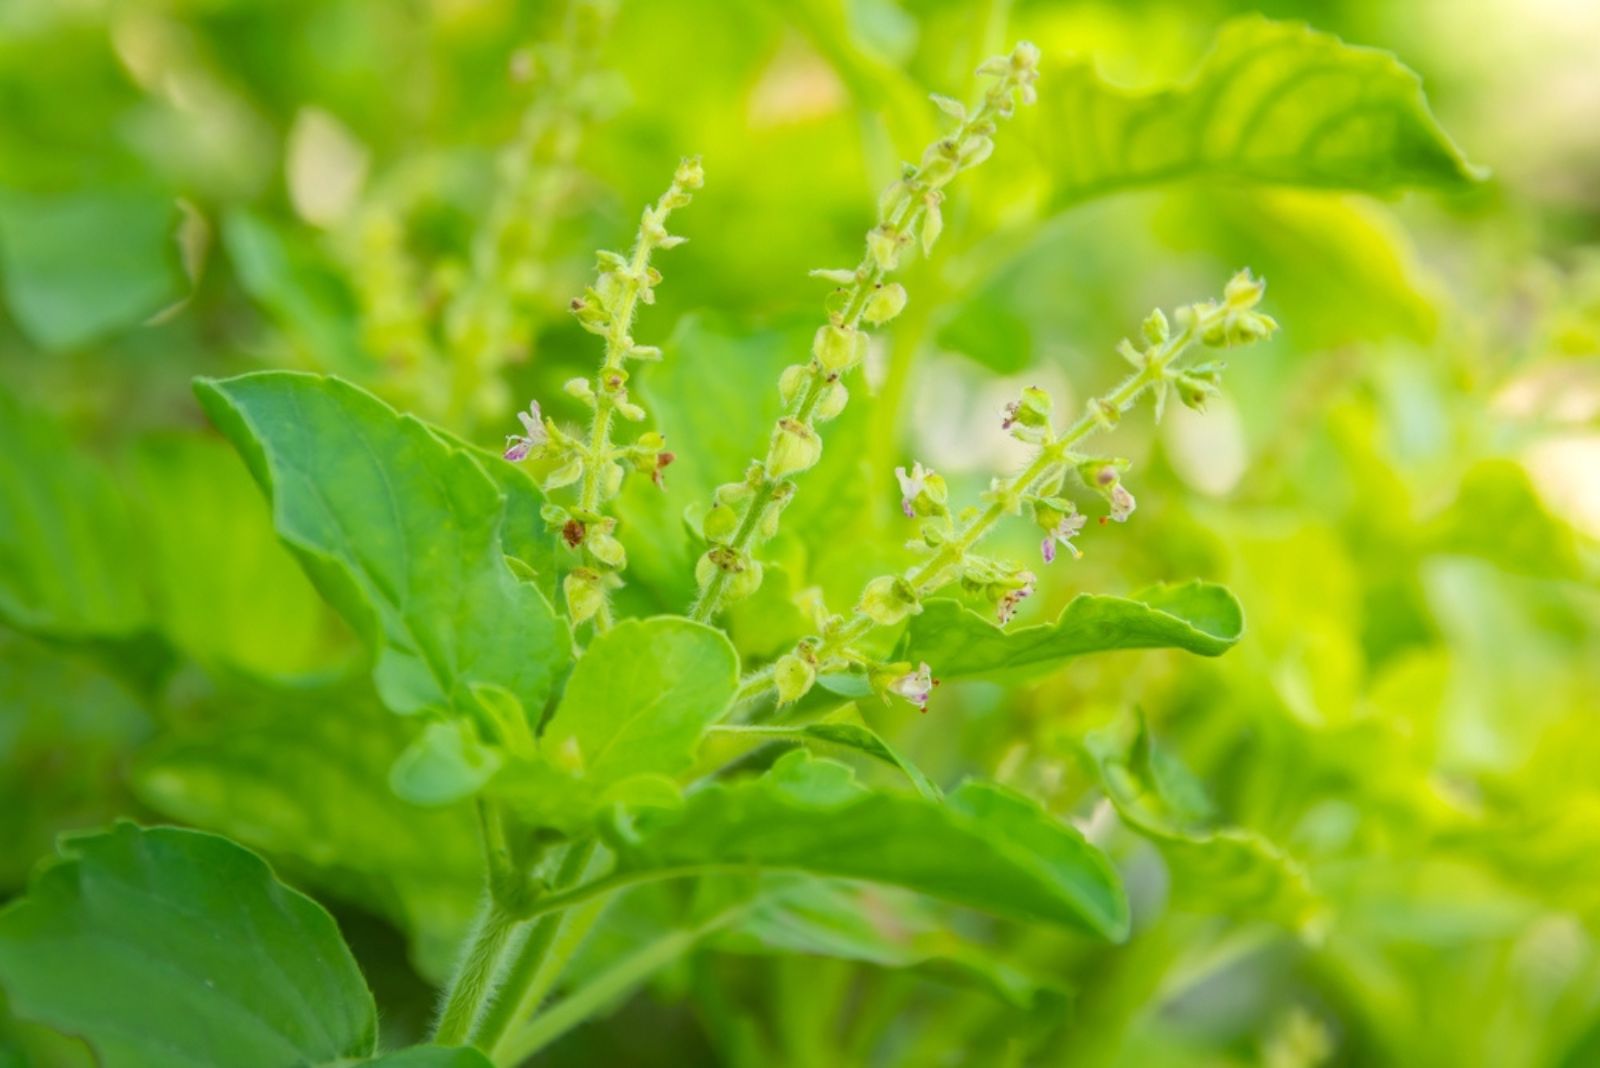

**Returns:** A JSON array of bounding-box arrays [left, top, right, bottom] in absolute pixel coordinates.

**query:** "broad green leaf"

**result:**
[[608, 750, 1127, 938], [0, 387, 148, 640], [901, 581, 1243, 681], [389, 719, 505, 807], [1085, 717, 1321, 933], [130, 433, 349, 678], [195, 371, 571, 722], [1037, 16, 1484, 209], [708, 705, 941, 799], [0, 189, 182, 350], [0, 824, 376, 1067], [133, 691, 480, 982], [539, 616, 738, 785]]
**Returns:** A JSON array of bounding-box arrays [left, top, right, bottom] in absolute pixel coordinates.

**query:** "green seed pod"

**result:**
[[773, 653, 817, 705], [812, 381, 848, 422], [564, 568, 605, 625], [863, 282, 908, 326], [858, 574, 921, 626], [767, 418, 822, 478], [812, 324, 863, 374]]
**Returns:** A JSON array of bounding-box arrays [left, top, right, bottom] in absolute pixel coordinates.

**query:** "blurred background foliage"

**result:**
[[2, 0, 1598, 1065]]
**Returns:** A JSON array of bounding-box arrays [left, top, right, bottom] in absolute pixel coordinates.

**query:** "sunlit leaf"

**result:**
[[195, 371, 571, 721]]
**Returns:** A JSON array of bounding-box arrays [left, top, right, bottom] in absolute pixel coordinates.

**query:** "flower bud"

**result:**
[[1142, 308, 1170, 345], [858, 574, 921, 626], [1223, 268, 1265, 309], [674, 155, 705, 191], [564, 378, 596, 405], [863, 282, 908, 325], [1001, 386, 1054, 442], [779, 363, 810, 406], [812, 381, 848, 422], [587, 531, 627, 569], [773, 653, 817, 705], [703, 500, 739, 542], [812, 324, 864, 374], [920, 193, 944, 256], [867, 225, 903, 272], [767, 418, 822, 478], [564, 568, 606, 625]]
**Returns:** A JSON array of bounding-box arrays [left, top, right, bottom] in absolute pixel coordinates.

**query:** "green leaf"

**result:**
[[194, 371, 571, 722], [0, 189, 182, 350], [0, 824, 376, 1067], [707, 705, 941, 800], [1426, 459, 1588, 581], [607, 750, 1127, 939], [389, 720, 504, 807], [901, 581, 1243, 681], [0, 385, 148, 640], [367, 1047, 494, 1066], [130, 433, 349, 678], [133, 690, 480, 982], [1037, 16, 1484, 209], [538, 616, 738, 786], [714, 877, 1050, 1008], [1085, 717, 1321, 933]]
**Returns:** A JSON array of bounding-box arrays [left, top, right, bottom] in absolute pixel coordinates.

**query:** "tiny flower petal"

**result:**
[[1109, 484, 1136, 523], [888, 662, 938, 712], [1041, 537, 1055, 564], [996, 572, 1036, 625]]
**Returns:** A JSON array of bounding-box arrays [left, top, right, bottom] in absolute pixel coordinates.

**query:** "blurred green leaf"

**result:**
[[608, 750, 1128, 938], [0, 386, 148, 640], [222, 211, 366, 373], [195, 371, 571, 721], [134, 691, 480, 982], [1037, 16, 1484, 209], [0, 189, 182, 350], [1086, 716, 1321, 932], [0, 824, 376, 1067], [1426, 459, 1587, 580], [708, 705, 941, 800], [130, 434, 349, 679], [902, 581, 1243, 681], [368, 1048, 494, 1067]]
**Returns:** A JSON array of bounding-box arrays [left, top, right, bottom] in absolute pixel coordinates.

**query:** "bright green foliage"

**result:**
[[606, 750, 1128, 938], [195, 372, 571, 721], [0, 824, 376, 1067], [903, 582, 1243, 680], [0, 190, 184, 351], [709, 710, 942, 800], [1039, 16, 1484, 208]]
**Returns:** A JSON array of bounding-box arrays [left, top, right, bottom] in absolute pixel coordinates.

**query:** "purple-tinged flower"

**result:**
[[503, 401, 547, 462], [997, 571, 1036, 625], [1108, 484, 1136, 523], [894, 462, 930, 519], [1041, 511, 1087, 564], [888, 662, 938, 713]]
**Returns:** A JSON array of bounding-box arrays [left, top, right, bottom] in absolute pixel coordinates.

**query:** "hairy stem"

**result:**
[[432, 899, 521, 1047]]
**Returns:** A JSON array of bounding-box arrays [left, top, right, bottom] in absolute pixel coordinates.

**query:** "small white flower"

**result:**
[[1108, 484, 1136, 523], [894, 462, 931, 519], [1041, 511, 1087, 564], [503, 401, 547, 462], [997, 571, 1036, 625], [888, 662, 937, 713]]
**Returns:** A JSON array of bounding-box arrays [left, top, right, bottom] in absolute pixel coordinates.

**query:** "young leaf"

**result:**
[[195, 371, 571, 721], [901, 581, 1243, 681], [0, 824, 377, 1067], [1038, 16, 1484, 209], [539, 616, 738, 785], [0, 385, 148, 640], [605, 750, 1128, 939]]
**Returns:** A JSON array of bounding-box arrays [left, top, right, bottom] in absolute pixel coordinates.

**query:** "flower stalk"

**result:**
[[502, 158, 703, 630], [745, 272, 1278, 712], [688, 42, 1043, 623]]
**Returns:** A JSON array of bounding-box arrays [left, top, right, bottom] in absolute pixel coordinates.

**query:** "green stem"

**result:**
[[471, 839, 598, 1055], [432, 899, 521, 1047], [498, 905, 748, 1063]]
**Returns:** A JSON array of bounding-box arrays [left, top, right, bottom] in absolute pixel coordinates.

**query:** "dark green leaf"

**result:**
[[608, 750, 1127, 938], [902, 581, 1243, 681], [0, 824, 376, 1067], [195, 371, 571, 722]]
